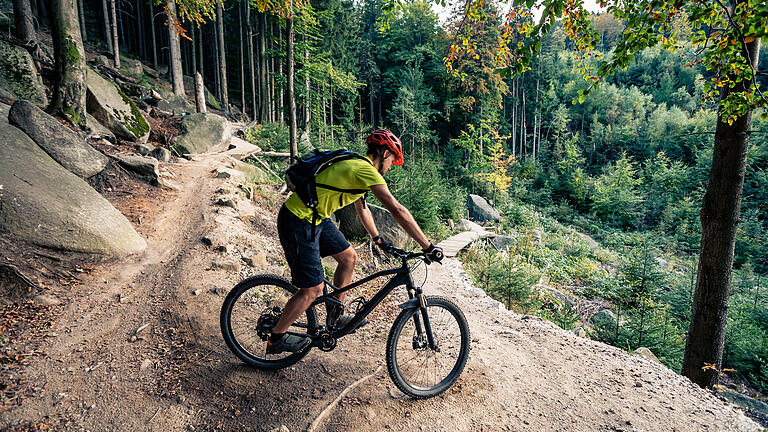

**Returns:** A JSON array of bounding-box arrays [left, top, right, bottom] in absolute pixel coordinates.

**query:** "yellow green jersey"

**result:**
[[284, 156, 386, 224]]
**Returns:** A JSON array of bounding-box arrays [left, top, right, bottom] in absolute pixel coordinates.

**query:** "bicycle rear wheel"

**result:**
[[386, 296, 470, 399], [220, 275, 317, 370]]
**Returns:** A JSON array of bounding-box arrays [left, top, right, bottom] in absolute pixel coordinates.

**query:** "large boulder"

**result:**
[[334, 203, 410, 248], [467, 194, 501, 222], [0, 40, 47, 106], [120, 56, 144, 78], [86, 68, 150, 142], [172, 112, 231, 156], [156, 94, 194, 116], [85, 113, 116, 143], [0, 102, 9, 123], [0, 123, 146, 255], [183, 75, 221, 110], [9, 100, 108, 178], [489, 234, 516, 251]]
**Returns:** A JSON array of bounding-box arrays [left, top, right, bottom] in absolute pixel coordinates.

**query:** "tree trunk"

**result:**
[[102, 0, 112, 54], [195, 71, 206, 113], [369, 81, 374, 128], [51, 0, 87, 126], [136, 0, 144, 59], [287, 4, 297, 162], [269, 16, 275, 122], [238, 2, 245, 117], [12, 0, 36, 43], [259, 12, 267, 123], [166, 0, 184, 95], [197, 24, 203, 79], [109, 0, 119, 67], [681, 37, 761, 388], [246, 4, 257, 120], [76, 0, 86, 42], [216, 0, 229, 113], [191, 22, 197, 74], [303, 33, 310, 133], [116, 0, 125, 53], [149, 0, 157, 68]]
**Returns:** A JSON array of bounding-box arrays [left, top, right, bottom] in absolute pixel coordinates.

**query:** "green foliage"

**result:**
[[244, 123, 290, 152], [589, 154, 643, 229]]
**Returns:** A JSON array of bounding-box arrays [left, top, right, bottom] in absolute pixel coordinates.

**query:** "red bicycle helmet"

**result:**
[[366, 129, 404, 166]]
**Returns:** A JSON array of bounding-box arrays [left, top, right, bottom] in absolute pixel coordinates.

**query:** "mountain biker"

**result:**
[[268, 128, 444, 354]]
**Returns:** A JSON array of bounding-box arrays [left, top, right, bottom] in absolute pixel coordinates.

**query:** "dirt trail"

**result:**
[[1, 148, 761, 432]]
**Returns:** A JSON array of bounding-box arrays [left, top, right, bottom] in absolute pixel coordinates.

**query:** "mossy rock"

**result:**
[[0, 40, 47, 106], [172, 112, 231, 156], [86, 68, 150, 142]]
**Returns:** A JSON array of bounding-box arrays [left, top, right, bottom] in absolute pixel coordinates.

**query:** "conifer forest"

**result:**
[[2, 0, 768, 422]]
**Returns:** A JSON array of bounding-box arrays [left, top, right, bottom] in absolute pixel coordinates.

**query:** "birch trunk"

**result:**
[[239, 2, 245, 117], [110, 0, 119, 67], [149, 0, 157, 68], [246, 4, 257, 119], [259, 12, 268, 123]]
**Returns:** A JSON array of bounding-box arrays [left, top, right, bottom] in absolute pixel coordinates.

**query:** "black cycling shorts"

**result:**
[[277, 205, 351, 289]]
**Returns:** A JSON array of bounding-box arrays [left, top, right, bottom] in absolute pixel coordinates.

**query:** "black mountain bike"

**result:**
[[220, 247, 470, 399]]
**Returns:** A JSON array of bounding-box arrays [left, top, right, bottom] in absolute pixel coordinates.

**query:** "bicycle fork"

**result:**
[[404, 287, 439, 351]]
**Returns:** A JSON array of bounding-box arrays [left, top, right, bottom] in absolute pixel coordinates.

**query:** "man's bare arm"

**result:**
[[354, 199, 379, 238], [369, 184, 430, 249]]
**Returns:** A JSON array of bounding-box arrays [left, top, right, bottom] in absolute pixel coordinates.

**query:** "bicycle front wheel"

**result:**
[[386, 296, 470, 399], [220, 275, 317, 370]]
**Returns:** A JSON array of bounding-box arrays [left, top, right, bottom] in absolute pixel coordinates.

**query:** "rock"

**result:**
[[151, 147, 171, 162], [467, 194, 501, 222], [172, 113, 231, 156], [0, 123, 146, 255], [335, 203, 410, 248], [533, 228, 543, 246], [243, 251, 268, 268], [86, 68, 150, 142], [156, 94, 194, 116], [143, 64, 159, 79], [0, 40, 48, 106], [116, 154, 159, 179], [456, 218, 486, 232], [192, 289, 203, 296], [93, 55, 110, 67], [489, 235, 516, 251], [722, 389, 768, 419], [134, 143, 152, 156], [299, 129, 314, 153], [575, 231, 599, 249], [33, 294, 61, 306], [0, 86, 15, 101], [119, 81, 152, 99], [120, 56, 144, 78], [228, 159, 269, 182], [157, 65, 169, 76], [139, 359, 153, 371], [0, 102, 10, 123], [537, 284, 575, 307], [655, 257, 670, 268], [182, 75, 221, 110], [634, 347, 661, 364], [268, 426, 289, 432], [216, 196, 238, 209], [571, 327, 587, 338], [85, 113, 116, 143], [9, 100, 108, 178], [212, 259, 241, 273], [590, 308, 617, 325]]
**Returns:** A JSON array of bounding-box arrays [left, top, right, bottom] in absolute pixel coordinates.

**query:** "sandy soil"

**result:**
[[0, 147, 762, 432]]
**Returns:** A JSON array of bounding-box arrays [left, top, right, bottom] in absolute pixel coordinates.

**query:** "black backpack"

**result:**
[[285, 149, 372, 234]]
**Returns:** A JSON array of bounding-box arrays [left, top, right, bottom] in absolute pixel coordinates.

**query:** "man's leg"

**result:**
[[331, 246, 357, 304], [271, 282, 323, 334]]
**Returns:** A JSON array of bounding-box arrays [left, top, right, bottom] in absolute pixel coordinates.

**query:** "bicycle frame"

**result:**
[[306, 256, 432, 345]]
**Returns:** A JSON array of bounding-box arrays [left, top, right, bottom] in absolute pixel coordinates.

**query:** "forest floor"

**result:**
[[0, 146, 763, 432]]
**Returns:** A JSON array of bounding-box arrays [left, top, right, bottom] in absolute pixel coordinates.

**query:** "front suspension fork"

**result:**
[[409, 288, 438, 351]]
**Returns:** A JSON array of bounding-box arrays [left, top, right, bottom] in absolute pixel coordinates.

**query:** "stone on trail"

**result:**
[[116, 154, 160, 179], [86, 68, 150, 142], [0, 123, 146, 255], [172, 112, 231, 156], [150, 146, 171, 162], [467, 194, 501, 222], [9, 100, 108, 178], [489, 234, 516, 251], [0, 40, 48, 106], [335, 202, 410, 249], [134, 143, 152, 156]]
